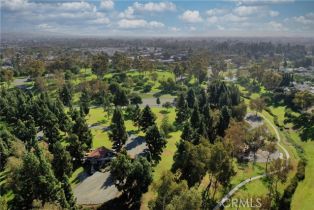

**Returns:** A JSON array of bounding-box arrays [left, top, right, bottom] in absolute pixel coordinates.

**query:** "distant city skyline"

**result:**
[[1, 0, 314, 37]]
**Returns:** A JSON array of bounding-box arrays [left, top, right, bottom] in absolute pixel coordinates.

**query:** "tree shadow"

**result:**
[[159, 110, 170, 115], [101, 173, 115, 189], [125, 136, 146, 151], [97, 194, 140, 210], [71, 170, 89, 185]]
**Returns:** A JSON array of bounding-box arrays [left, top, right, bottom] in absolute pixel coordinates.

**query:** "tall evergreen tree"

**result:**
[[203, 104, 216, 143], [72, 112, 92, 149], [198, 88, 208, 110], [186, 88, 196, 108], [217, 106, 231, 137], [113, 88, 129, 107], [59, 84, 72, 106], [145, 125, 166, 164], [61, 175, 77, 209], [66, 134, 84, 169], [12, 149, 69, 209], [190, 104, 201, 130], [52, 142, 73, 180], [139, 105, 156, 131], [109, 107, 128, 152], [175, 94, 190, 127], [181, 121, 194, 142], [79, 88, 90, 115]]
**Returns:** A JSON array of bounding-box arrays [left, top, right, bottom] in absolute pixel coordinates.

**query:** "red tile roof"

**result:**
[[87, 146, 112, 159]]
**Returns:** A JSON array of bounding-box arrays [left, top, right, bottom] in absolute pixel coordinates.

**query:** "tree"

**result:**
[[61, 175, 77, 209], [160, 115, 174, 138], [262, 70, 282, 90], [293, 90, 314, 110], [165, 187, 201, 210], [11, 150, 69, 209], [139, 105, 156, 131], [224, 121, 249, 160], [0, 68, 14, 86], [245, 126, 267, 162], [113, 88, 129, 107], [203, 104, 216, 143], [265, 159, 290, 205], [79, 88, 90, 115], [146, 125, 166, 164], [156, 97, 161, 106], [205, 141, 235, 201], [59, 84, 72, 107], [109, 107, 128, 152], [24, 59, 45, 78], [72, 112, 92, 149], [91, 53, 109, 79], [173, 64, 181, 82], [190, 104, 201, 129], [149, 173, 201, 210], [249, 98, 266, 116], [231, 102, 247, 121], [132, 104, 141, 130], [111, 154, 152, 202], [181, 121, 194, 142], [112, 52, 131, 72], [175, 94, 189, 127], [51, 142, 73, 180], [14, 118, 36, 148], [130, 93, 142, 105], [264, 142, 277, 173], [172, 140, 211, 187], [186, 88, 196, 108], [66, 134, 84, 169], [217, 106, 231, 137]]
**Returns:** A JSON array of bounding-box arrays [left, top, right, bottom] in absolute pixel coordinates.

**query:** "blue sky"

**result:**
[[1, 0, 314, 37]]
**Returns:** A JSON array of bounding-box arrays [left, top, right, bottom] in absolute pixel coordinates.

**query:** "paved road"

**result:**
[[73, 171, 120, 205], [213, 113, 290, 210], [141, 97, 174, 107]]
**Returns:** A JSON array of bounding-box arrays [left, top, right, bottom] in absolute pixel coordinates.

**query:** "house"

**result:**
[[84, 146, 115, 174]]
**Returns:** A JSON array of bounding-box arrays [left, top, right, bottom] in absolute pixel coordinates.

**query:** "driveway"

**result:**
[[73, 171, 120, 205]]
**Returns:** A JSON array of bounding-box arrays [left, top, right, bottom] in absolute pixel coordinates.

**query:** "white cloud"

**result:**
[[57, 2, 96, 12], [119, 1, 176, 19], [234, 0, 294, 6], [189, 26, 196, 31], [1, 0, 31, 11], [223, 14, 247, 22], [233, 6, 260, 16], [269, 10, 280, 17], [119, 6, 135, 19], [217, 25, 225, 30], [133, 2, 176, 12], [37, 23, 53, 30], [267, 21, 286, 31], [180, 10, 203, 23], [118, 19, 164, 29], [170, 27, 180, 32], [292, 13, 314, 25], [207, 16, 219, 24], [100, 0, 114, 10], [89, 17, 110, 25], [206, 8, 227, 16]]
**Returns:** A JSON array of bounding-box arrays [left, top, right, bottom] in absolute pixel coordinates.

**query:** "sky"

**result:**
[[1, 0, 314, 37]]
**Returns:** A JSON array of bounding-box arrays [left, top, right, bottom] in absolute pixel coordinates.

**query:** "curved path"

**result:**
[[213, 113, 290, 210]]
